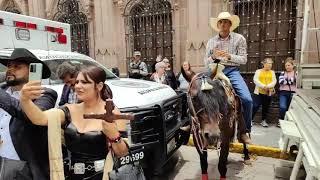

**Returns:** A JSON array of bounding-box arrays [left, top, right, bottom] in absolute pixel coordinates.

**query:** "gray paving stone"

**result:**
[[155, 146, 305, 180]]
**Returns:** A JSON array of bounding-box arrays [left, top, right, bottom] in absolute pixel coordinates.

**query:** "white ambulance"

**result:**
[[0, 10, 190, 176]]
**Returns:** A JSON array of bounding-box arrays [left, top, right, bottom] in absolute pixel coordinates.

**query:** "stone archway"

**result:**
[[0, 0, 22, 14]]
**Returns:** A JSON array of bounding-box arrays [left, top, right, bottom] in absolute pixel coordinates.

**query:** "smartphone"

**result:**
[[29, 63, 43, 81]]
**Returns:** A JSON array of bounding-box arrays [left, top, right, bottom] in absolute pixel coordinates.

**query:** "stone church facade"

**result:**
[[1, 0, 319, 78]]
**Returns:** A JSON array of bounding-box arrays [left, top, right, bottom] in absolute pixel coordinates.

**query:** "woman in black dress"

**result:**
[[20, 66, 128, 179]]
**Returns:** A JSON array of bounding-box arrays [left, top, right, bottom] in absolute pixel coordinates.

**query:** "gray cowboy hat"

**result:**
[[1, 48, 51, 79]]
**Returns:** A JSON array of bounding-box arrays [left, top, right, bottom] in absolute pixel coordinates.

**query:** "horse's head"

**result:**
[[189, 73, 228, 146]]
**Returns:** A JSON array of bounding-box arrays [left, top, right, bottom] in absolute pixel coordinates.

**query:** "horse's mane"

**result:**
[[192, 73, 229, 121]]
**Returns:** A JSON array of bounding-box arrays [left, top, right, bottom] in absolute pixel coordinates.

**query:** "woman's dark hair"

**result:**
[[181, 61, 194, 82], [80, 66, 113, 100]]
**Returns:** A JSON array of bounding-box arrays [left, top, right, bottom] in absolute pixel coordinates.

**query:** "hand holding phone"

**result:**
[[29, 63, 43, 81]]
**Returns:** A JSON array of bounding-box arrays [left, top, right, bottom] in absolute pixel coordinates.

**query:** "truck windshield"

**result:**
[[44, 59, 118, 85]]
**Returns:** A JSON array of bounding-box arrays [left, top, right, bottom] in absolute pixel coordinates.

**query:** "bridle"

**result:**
[[187, 60, 223, 154]]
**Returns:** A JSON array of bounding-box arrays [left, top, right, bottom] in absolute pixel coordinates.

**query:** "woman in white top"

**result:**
[[252, 58, 277, 127], [176, 61, 195, 92]]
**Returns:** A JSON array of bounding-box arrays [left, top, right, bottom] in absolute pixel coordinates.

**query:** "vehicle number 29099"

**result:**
[[120, 151, 144, 165]]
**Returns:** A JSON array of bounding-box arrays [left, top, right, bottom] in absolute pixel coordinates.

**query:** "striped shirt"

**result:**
[[204, 32, 248, 67], [279, 71, 297, 92]]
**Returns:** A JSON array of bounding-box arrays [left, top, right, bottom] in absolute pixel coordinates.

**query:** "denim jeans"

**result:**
[[252, 94, 272, 121], [279, 91, 294, 120], [223, 67, 253, 132]]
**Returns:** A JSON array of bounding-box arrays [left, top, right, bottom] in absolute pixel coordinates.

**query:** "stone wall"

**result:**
[[1, 0, 319, 76]]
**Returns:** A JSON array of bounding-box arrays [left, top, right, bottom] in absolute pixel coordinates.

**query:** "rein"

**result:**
[[187, 74, 211, 153]]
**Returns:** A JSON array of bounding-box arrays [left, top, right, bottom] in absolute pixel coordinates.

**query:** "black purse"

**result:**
[[0, 156, 32, 180], [108, 142, 146, 180]]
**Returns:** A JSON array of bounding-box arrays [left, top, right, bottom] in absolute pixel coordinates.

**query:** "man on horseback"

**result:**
[[204, 12, 252, 144]]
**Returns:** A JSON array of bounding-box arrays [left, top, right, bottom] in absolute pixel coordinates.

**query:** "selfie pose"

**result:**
[[0, 48, 57, 179], [20, 66, 128, 180]]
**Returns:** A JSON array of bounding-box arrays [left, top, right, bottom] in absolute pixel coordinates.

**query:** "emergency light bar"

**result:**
[[45, 26, 64, 34], [14, 21, 37, 30]]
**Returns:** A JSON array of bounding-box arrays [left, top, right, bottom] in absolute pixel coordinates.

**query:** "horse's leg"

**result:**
[[243, 143, 252, 165], [194, 139, 208, 180], [218, 139, 230, 180]]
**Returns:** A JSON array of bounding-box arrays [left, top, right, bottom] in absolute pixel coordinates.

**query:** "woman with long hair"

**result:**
[[176, 61, 195, 92], [20, 66, 128, 179]]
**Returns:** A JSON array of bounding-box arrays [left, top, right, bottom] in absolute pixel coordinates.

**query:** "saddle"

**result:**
[[208, 63, 231, 86]]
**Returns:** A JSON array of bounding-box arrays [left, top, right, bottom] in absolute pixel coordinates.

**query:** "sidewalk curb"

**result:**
[[187, 137, 290, 159]]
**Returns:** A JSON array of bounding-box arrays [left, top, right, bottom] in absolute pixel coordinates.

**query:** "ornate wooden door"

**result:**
[[124, 0, 173, 72]]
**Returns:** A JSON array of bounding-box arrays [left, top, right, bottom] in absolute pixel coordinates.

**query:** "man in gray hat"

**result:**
[[0, 48, 57, 179], [128, 51, 148, 79]]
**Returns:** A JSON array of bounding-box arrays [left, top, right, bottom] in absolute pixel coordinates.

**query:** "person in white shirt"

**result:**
[[176, 61, 195, 92]]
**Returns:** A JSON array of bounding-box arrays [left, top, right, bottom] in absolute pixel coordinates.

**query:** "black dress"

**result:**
[[60, 106, 108, 180]]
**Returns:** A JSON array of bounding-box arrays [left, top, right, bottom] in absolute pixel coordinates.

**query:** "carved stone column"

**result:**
[[28, 0, 46, 17], [93, 0, 123, 72], [82, 0, 95, 58]]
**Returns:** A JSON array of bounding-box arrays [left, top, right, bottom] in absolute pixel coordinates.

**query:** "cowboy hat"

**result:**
[[1, 48, 51, 79], [210, 12, 240, 32]]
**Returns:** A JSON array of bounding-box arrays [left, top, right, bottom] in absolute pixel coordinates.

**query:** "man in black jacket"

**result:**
[[0, 48, 57, 180]]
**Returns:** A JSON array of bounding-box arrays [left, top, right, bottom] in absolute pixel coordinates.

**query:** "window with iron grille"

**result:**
[[227, 0, 297, 95], [53, 0, 89, 55], [124, 0, 173, 72]]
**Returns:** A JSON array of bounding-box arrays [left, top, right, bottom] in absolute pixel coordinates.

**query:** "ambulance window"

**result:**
[[44, 59, 118, 85]]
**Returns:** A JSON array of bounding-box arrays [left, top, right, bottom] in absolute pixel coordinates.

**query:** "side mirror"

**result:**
[[112, 67, 120, 77]]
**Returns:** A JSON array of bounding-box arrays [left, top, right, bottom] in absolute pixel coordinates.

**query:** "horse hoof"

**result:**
[[220, 176, 227, 180], [244, 159, 252, 165], [201, 174, 208, 180]]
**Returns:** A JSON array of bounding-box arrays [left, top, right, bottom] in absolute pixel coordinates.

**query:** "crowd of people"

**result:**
[[0, 10, 298, 180]]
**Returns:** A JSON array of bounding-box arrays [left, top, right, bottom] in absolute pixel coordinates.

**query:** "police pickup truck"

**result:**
[[0, 10, 190, 177]]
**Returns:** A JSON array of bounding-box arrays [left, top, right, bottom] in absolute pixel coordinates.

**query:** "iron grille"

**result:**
[[53, 0, 89, 55], [124, 0, 173, 72], [231, 0, 297, 74]]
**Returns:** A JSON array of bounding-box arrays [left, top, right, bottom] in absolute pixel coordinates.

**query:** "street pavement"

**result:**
[[153, 124, 304, 180], [250, 124, 282, 148], [154, 146, 305, 180]]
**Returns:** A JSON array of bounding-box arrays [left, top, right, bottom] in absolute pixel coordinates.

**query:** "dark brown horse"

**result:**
[[188, 72, 250, 180]]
